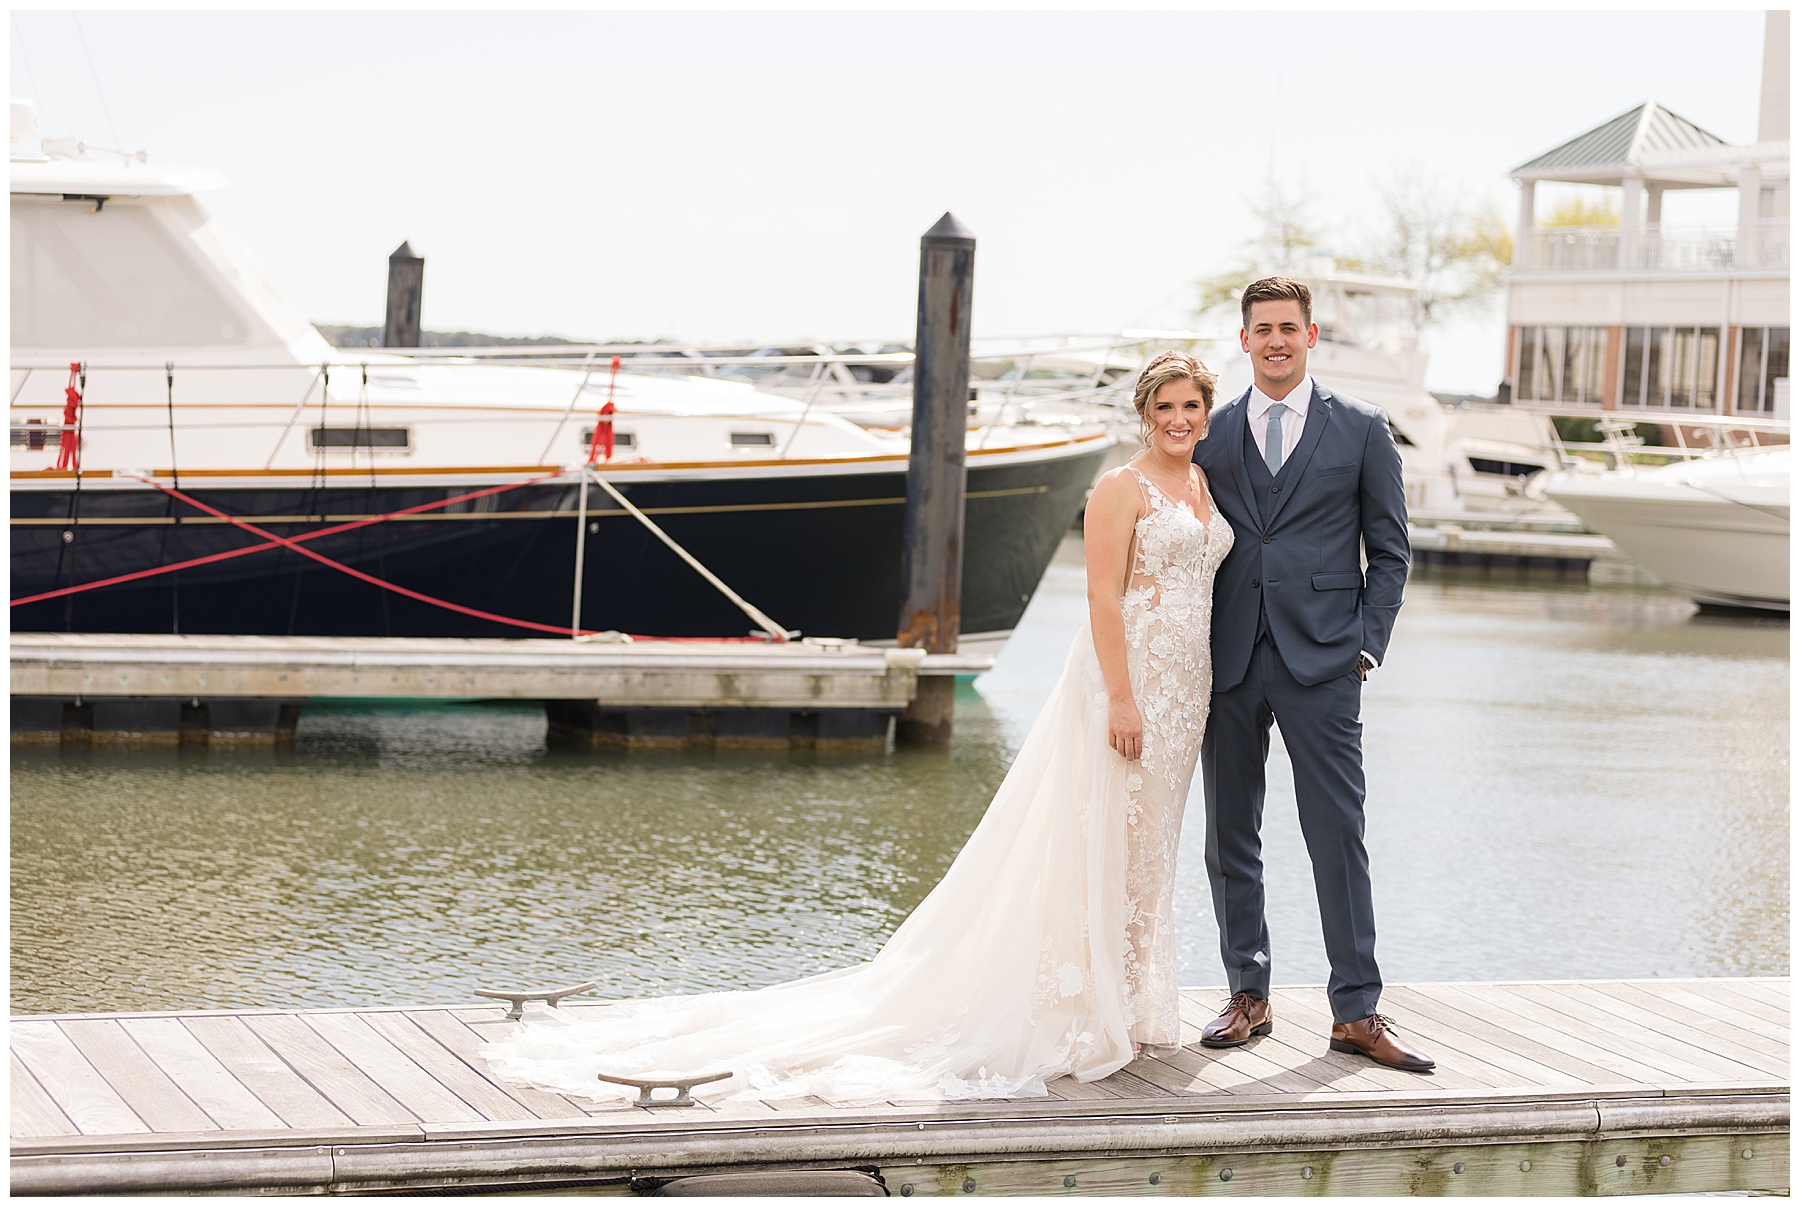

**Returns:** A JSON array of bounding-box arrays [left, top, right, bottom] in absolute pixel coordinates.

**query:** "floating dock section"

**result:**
[[10, 633, 991, 751], [1407, 520, 1619, 575], [10, 978, 1787, 1195]]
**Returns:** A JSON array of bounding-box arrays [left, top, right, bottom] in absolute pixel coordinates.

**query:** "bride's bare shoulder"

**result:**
[[1088, 465, 1146, 511]]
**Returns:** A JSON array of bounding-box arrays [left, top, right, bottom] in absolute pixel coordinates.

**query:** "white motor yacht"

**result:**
[[1542, 447, 1790, 612]]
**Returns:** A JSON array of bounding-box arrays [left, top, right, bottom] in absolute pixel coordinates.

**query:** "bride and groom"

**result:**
[[484, 276, 1432, 1106]]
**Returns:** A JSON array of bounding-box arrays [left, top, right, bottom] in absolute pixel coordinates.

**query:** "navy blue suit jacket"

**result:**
[[1194, 382, 1409, 691]]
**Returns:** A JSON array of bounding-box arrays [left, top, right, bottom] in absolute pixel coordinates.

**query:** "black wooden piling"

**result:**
[[895, 213, 975, 746], [383, 241, 424, 348]]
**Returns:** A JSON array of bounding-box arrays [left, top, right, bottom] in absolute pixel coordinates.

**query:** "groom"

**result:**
[[1190, 276, 1432, 1072]]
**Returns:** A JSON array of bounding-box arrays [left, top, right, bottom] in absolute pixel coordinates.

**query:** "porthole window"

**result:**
[[730, 431, 774, 447], [309, 426, 412, 451]]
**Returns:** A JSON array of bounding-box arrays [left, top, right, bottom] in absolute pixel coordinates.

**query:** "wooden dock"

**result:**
[[10, 633, 992, 749], [11, 978, 1787, 1196]]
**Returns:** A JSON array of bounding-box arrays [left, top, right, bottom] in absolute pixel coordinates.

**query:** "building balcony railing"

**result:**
[[1523, 220, 1789, 274]]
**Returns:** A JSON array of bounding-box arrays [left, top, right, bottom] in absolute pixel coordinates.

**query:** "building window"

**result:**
[[1514, 326, 1605, 405], [1736, 327, 1790, 415], [1619, 326, 1722, 411]]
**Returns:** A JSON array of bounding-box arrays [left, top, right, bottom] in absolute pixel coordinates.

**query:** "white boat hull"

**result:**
[[1543, 451, 1790, 611]]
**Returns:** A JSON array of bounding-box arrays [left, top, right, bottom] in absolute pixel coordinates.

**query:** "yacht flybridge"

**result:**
[[8, 101, 1113, 647]]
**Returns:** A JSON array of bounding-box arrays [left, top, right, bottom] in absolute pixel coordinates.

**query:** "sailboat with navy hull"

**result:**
[[9, 101, 1113, 650], [12, 445, 1105, 642]]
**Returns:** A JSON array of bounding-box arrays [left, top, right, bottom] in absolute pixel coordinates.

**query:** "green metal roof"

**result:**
[[1513, 101, 1729, 177]]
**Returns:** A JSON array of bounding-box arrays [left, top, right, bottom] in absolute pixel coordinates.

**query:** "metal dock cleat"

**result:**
[[596, 1070, 731, 1108], [474, 980, 598, 1020]]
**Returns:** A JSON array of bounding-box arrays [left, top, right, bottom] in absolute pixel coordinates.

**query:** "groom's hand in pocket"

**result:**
[[1109, 696, 1144, 761]]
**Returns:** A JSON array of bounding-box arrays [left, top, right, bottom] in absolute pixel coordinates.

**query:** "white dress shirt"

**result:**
[[1246, 374, 1381, 673], [1247, 374, 1313, 468]]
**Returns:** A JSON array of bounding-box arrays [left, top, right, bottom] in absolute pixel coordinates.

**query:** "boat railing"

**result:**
[[12, 334, 1203, 466], [1543, 411, 1789, 471]]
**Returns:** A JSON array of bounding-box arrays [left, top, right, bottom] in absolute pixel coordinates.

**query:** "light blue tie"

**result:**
[[1264, 402, 1287, 474]]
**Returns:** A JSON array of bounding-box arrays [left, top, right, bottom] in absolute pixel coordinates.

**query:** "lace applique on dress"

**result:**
[[1115, 466, 1233, 1043]]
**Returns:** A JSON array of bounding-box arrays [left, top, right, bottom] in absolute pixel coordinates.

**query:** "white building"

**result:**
[[1505, 11, 1788, 419]]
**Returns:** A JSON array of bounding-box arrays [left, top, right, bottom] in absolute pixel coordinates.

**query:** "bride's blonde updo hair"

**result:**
[[1132, 351, 1217, 445]]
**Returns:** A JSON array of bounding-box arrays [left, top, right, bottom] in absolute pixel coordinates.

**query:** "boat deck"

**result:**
[[11, 977, 1788, 1195]]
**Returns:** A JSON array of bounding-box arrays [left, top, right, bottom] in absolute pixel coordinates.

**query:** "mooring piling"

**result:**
[[896, 212, 976, 747], [383, 240, 424, 348]]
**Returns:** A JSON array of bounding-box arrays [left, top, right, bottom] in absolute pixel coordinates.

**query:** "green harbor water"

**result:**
[[11, 538, 1789, 1015]]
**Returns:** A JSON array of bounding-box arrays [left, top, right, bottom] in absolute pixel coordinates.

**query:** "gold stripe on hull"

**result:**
[[8, 485, 1051, 526]]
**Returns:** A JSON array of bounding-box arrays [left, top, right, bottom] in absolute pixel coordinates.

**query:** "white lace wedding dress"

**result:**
[[484, 469, 1231, 1105]]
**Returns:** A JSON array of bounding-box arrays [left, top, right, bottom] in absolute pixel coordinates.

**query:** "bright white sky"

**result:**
[[10, 8, 1770, 392]]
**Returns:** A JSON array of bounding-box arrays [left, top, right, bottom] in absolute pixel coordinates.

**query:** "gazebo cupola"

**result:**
[[1511, 100, 1789, 273]]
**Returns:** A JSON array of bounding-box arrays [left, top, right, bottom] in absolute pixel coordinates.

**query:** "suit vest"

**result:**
[[1243, 403, 1307, 646]]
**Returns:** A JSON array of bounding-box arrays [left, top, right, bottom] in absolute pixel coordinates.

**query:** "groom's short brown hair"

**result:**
[[1240, 277, 1313, 330]]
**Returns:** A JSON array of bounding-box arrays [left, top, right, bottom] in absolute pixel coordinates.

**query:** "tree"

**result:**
[[1192, 170, 1514, 336], [1543, 194, 1620, 227], [1194, 177, 1326, 324], [1350, 169, 1514, 333]]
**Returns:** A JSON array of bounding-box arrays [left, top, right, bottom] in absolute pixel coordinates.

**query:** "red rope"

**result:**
[[16, 471, 781, 643], [585, 355, 623, 465], [117, 475, 598, 637], [12, 469, 566, 608], [55, 362, 81, 472]]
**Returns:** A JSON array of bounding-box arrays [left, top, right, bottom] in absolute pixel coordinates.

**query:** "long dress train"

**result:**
[[483, 469, 1231, 1105]]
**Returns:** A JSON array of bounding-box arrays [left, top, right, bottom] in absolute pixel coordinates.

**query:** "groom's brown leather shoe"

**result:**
[[1200, 992, 1272, 1048], [1330, 1014, 1435, 1072]]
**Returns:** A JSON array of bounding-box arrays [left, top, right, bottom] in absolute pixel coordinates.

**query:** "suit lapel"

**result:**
[[1264, 381, 1333, 529], [1216, 389, 1259, 524]]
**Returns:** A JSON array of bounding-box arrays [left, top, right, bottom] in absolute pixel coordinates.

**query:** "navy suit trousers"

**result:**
[[1201, 635, 1382, 1023]]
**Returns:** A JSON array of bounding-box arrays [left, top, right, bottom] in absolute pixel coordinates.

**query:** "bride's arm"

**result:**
[[1084, 469, 1144, 761]]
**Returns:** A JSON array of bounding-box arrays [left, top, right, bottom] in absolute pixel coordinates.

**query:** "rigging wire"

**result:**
[[288, 365, 328, 633], [71, 12, 123, 151], [357, 362, 393, 635], [163, 360, 182, 632], [12, 16, 45, 115]]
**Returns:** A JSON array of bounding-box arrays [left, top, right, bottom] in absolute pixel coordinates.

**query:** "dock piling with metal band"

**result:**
[[9, 633, 991, 750], [9, 977, 1788, 1195], [897, 212, 977, 747]]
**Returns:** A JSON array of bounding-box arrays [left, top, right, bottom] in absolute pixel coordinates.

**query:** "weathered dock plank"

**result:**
[[1410, 982, 1685, 1086], [9, 1053, 78, 1139], [112, 1017, 287, 1132], [180, 1015, 354, 1130], [299, 1011, 484, 1124], [57, 1019, 219, 1133], [1596, 981, 1788, 1063], [11, 978, 1787, 1196], [1378, 984, 1592, 1088], [1546, 982, 1787, 1078], [10, 1021, 150, 1136], [238, 1013, 417, 1126], [1383, 983, 1630, 1086], [398, 1009, 592, 1121], [1461, 982, 1761, 1085]]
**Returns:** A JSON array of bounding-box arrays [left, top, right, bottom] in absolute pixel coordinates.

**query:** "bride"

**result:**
[[484, 351, 1231, 1105]]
